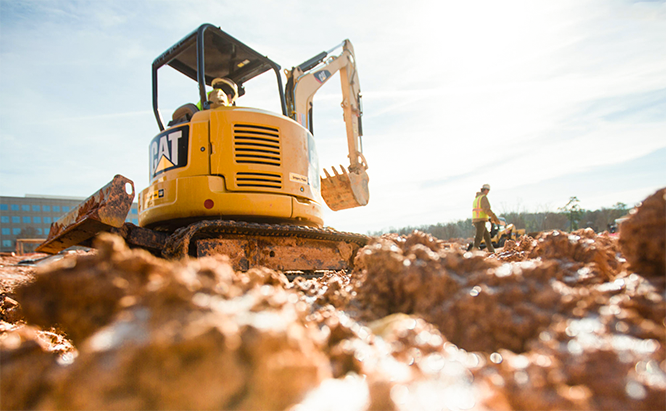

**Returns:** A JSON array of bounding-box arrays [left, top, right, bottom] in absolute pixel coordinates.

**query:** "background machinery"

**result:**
[[37, 24, 370, 273], [467, 217, 526, 251], [487, 217, 525, 248]]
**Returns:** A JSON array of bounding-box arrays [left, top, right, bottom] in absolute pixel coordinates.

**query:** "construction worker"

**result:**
[[472, 184, 500, 252], [196, 77, 238, 110]]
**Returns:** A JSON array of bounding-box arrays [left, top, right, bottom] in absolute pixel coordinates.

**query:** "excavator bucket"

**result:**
[[36, 175, 135, 254], [320, 165, 370, 211]]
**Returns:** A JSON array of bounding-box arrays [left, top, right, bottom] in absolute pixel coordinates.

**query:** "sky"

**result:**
[[1, 0, 665, 234]]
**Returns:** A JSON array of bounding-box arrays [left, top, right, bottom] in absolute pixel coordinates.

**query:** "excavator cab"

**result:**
[[143, 24, 369, 229], [144, 24, 320, 229]]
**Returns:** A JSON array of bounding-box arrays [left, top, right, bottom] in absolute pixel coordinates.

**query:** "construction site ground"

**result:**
[[1, 188, 664, 410]]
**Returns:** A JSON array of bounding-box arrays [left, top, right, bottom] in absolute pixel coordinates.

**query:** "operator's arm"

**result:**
[[481, 196, 500, 224]]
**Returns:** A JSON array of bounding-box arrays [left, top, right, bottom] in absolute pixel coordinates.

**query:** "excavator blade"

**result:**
[[320, 165, 370, 211], [36, 175, 135, 254]]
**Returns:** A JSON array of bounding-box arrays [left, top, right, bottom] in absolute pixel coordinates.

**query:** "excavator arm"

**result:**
[[285, 40, 369, 211]]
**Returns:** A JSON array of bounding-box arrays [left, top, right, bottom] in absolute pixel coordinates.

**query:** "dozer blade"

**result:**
[[36, 175, 135, 254], [320, 165, 369, 211]]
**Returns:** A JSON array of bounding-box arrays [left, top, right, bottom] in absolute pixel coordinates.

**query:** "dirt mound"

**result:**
[[619, 187, 666, 291], [8, 235, 329, 410], [349, 226, 648, 356], [1, 188, 664, 410]]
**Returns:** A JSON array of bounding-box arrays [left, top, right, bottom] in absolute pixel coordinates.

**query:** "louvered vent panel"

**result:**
[[235, 172, 282, 190], [233, 124, 281, 167]]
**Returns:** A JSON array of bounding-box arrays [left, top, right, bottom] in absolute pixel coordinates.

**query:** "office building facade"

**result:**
[[0, 194, 138, 253]]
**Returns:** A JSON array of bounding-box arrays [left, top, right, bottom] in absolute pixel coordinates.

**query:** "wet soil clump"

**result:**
[[619, 188, 666, 291]]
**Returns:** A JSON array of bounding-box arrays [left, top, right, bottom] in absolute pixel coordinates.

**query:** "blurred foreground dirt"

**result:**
[[1, 188, 664, 410]]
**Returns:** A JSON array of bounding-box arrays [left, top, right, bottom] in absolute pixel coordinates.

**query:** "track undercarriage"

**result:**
[[115, 219, 367, 272], [36, 175, 368, 273]]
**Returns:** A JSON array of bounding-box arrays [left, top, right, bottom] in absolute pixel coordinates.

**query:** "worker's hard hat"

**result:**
[[482, 184, 491, 190], [211, 78, 238, 102]]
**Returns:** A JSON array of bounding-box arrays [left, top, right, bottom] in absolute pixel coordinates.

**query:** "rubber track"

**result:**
[[162, 220, 369, 259]]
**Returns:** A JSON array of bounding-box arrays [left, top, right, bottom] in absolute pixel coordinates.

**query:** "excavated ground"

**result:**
[[1, 188, 664, 410]]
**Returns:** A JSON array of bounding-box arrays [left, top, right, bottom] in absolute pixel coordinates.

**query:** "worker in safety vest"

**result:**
[[472, 184, 500, 252], [196, 77, 238, 110]]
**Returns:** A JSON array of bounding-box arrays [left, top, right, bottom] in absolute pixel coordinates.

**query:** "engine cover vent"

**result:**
[[233, 124, 281, 167], [235, 172, 282, 189]]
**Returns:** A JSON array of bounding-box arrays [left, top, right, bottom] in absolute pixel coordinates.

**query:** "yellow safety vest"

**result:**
[[195, 90, 214, 110], [472, 194, 488, 220]]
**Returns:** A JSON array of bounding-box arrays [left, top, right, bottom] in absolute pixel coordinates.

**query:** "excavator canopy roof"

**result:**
[[153, 24, 279, 87], [152, 24, 286, 130]]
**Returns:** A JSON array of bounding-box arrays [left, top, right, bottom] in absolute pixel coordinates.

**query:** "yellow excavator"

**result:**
[[37, 24, 370, 272]]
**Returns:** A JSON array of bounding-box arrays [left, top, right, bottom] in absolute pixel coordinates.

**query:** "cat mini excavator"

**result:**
[[37, 24, 370, 272]]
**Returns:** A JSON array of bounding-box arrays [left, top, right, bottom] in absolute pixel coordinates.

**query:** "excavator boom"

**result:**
[[285, 40, 369, 210]]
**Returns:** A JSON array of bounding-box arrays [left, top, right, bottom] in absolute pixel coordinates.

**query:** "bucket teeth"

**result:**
[[320, 166, 369, 211]]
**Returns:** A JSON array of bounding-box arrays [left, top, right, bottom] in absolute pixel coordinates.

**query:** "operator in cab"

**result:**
[[196, 77, 238, 110]]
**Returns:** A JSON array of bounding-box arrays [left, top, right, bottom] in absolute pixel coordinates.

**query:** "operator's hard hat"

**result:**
[[211, 78, 238, 103], [482, 184, 491, 190]]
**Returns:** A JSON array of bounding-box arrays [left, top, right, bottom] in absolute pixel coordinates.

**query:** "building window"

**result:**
[[44, 217, 52, 224], [63, 206, 70, 212], [1, 216, 8, 223], [1, 228, 9, 235], [34, 217, 41, 224], [45, 228, 50, 235], [12, 216, 20, 223], [32, 205, 40, 212], [37, 228, 43, 235], [43, 205, 51, 212], [23, 216, 31, 223], [13, 228, 21, 235], [2, 240, 11, 247], [22, 205, 30, 211], [11, 205, 19, 211], [0, 204, 7, 211], [132, 218, 138, 224], [53, 206, 60, 213]]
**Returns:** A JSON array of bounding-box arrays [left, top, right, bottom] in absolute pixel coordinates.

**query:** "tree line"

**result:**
[[369, 199, 630, 241]]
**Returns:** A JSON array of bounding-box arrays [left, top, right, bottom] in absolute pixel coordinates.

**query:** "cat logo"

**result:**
[[314, 69, 331, 84], [150, 125, 189, 179]]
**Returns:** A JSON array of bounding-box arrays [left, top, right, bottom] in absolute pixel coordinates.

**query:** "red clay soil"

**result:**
[[619, 188, 666, 290], [1, 188, 664, 410]]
